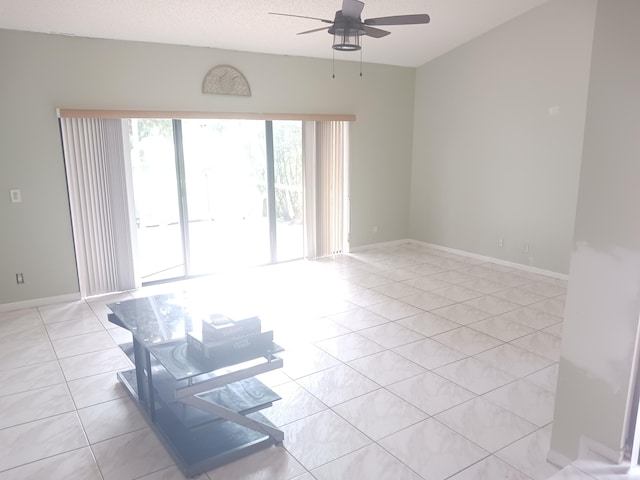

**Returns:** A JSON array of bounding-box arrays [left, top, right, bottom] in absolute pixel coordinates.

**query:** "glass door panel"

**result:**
[[129, 119, 185, 282], [272, 121, 304, 262], [181, 119, 270, 274]]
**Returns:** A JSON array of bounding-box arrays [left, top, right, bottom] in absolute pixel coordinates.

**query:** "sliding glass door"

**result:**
[[182, 119, 271, 274], [129, 118, 304, 283], [129, 119, 185, 282], [273, 121, 304, 262]]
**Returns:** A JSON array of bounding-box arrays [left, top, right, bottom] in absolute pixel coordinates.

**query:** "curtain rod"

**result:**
[[57, 108, 356, 122]]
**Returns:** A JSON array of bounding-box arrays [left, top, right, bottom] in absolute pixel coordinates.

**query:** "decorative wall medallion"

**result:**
[[202, 65, 251, 97]]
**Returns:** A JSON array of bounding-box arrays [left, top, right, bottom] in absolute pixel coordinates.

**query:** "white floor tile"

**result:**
[[328, 308, 390, 331], [342, 289, 392, 307], [280, 410, 371, 470], [448, 455, 532, 480], [484, 379, 556, 427], [402, 275, 452, 291], [497, 426, 560, 480], [358, 322, 425, 348], [430, 303, 492, 325], [435, 396, 537, 452], [91, 427, 174, 480], [497, 307, 562, 331], [52, 330, 117, 358], [393, 337, 467, 370], [372, 282, 423, 299], [460, 277, 509, 294], [462, 296, 521, 316], [379, 418, 489, 480], [432, 326, 504, 355], [364, 300, 424, 321], [474, 344, 553, 378], [468, 316, 536, 342], [431, 285, 483, 302], [311, 444, 422, 480], [388, 371, 476, 415], [347, 350, 425, 386], [315, 332, 386, 362], [396, 312, 459, 337], [77, 396, 148, 444], [59, 347, 132, 381], [511, 331, 562, 362], [529, 298, 566, 318], [134, 465, 191, 480], [207, 446, 305, 480], [278, 344, 342, 379], [38, 301, 96, 324], [0, 412, 87, 472], [548, 465, 598, 479], [0, 334, 57, 371], [261, 381, 327, 427], [296, 364, 378, 407], [0, 383, 75, 429], [433, 356, 516, 395], [429, 271, 477, 285], [0, 446, 102, 480], [332, 388, 427, 440], [45, 317, 106, 340], [0, 360, 65, 397], [66, 370, 127, 409], [401, 291, 456, 311], [526, 364, 560, 393], [493, 287, 547, 306]]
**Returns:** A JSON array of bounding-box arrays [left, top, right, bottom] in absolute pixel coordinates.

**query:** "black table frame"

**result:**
[[107, 296, 284, 477]]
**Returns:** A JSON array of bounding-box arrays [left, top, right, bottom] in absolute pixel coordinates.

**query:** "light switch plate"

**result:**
[[10, 189, 22, 203]]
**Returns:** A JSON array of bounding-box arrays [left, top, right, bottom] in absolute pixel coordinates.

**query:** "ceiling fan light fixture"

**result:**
[[331, 26, 363, 51]]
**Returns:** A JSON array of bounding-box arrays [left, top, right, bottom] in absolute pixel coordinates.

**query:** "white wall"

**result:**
[[551, 0, 640, 462], [410, 0, 597, 274], [0, 29, 415, 305]]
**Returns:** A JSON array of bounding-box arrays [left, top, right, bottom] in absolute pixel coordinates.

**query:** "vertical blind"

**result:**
[[304, 121, 347, 258], [60, 118, 137, 297]]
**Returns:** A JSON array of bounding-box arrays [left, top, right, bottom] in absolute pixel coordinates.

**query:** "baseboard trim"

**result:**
[[409, 240, 568, 280], [547, 438, 626, 469], [348, 238, 567, 279], [348, 239, 412, 253], [547, 449, 573, 469], [0, 292, 81, 313], [579, 436, 625, 464]]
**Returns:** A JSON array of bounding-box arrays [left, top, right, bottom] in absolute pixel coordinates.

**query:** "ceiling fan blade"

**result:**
[[269, 12, 333, 24], [342, 0, 365, 19], [363, 26, 390, 38], [364, 14, 430, 26], [297, 26, 332, 35]]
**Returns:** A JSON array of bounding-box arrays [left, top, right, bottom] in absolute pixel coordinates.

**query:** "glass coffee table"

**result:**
[[108, 293, 284, 477]]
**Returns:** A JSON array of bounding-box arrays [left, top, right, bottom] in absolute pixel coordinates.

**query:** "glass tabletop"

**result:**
[[108, 293, 207, 347], [108, 294, 280, 381]]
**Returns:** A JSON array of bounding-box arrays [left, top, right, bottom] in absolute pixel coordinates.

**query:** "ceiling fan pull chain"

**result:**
[[332, 49, 336, 79]]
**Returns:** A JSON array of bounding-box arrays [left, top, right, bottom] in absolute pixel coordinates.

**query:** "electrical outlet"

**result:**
[[498, 238, 504, 248], [372, 226, 378, 233], [10, 189, 22, 203], [16, 273, 24, 284], [524, 243, 530, 254]]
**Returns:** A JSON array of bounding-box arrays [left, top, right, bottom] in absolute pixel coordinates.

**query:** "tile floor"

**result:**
[[0, 242, 638, 479]]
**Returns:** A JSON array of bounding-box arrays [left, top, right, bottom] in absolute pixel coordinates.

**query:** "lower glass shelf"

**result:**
[[117, 369, 283, 476]]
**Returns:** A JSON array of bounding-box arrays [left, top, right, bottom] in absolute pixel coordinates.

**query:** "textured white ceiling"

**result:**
[[0, 0, 550, 67]]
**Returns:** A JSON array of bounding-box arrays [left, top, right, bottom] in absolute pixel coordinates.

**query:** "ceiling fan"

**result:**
[[270, 0, 430, 52]]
